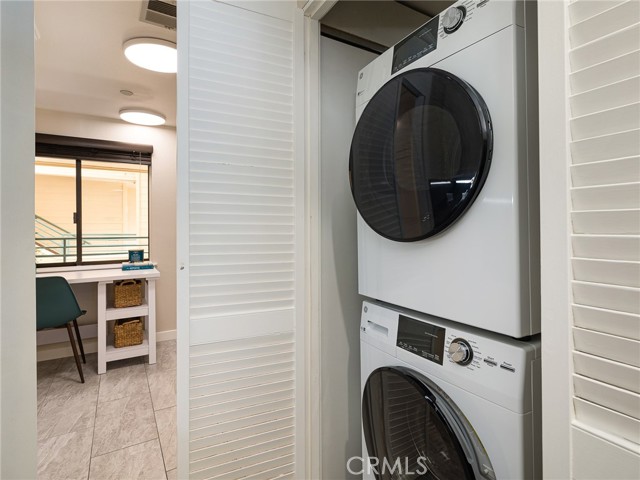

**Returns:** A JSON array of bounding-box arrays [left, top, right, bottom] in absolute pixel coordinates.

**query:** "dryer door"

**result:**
[[349, 68, 492, 242], [362, 366, 495, 480]]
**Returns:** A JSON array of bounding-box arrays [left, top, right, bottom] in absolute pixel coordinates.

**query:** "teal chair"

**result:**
[[36, 277, 87, 383]]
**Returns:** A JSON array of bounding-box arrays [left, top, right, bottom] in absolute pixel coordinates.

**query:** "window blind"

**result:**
[[35, 133, 153, 165], [567, 0, 640, 448]]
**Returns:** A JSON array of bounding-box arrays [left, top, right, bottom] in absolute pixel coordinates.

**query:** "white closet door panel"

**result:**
[[570, 103, 640, 141], [190, 389, 294, 420], [569, 1, 640, 47], [572, 258, 640, 287], [572, 235, 640, 261], [192, 2, 292, 38], [570, 51, 640, 94], [573, 281, 640, 314], [190, 310, 294, 345], [191, 341, 294, 366], [574, 375, 640, 419], [190, 98, 293, 124], [190, 111, 292, 133], [571, 130, 640, 164], [570, 76, 640, 117], [190, 425, 294, 461], [574, 327, 640, 366], [571, 183, 640, 210], [572, 210, 640, 235], [191, 281, 295, 299], [195, 451, 295, 480], [190, 119, 293, 142], [574, 398, 640, 444], [573, 304, 640, 340], [190, 192, 294, 208], [190, 398, 295, 430], [190, 204, 295, 218], [191, 20, 292, 50], [574, 351, 640, 393], [568, 0, 626, 25], [570, 157, 640, 187], [191, 435, 295, 473], [570, 23, 640, 71], [190, 261, 294, 276], [189, 417, 293, 452]]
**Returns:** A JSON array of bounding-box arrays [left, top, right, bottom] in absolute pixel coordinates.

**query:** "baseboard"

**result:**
[[157, 329, 176, 342], [37, 328, 177, 362]]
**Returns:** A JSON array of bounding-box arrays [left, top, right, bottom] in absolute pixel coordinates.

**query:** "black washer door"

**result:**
[[349, 68, 493, 242], [362, 367, 475, 480]]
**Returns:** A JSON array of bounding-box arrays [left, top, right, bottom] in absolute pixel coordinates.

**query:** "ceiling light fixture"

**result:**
[[123, 37, 177, 73], [119, 108, 166, 126]]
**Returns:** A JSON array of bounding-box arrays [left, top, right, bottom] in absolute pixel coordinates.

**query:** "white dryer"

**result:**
[[349, 0, 539, 338], [360, 301, 541, 480]]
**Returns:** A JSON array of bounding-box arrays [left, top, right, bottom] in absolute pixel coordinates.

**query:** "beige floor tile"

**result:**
[[99, 363, 149, 403], [166, 468, 177, 480], [37, 427, 93, 480], [92, 392, 158, 457], [155, 406, 176, 471], [89, 439, 167, 480], [47, 354, 100, 398], [154, 340, 177, 371], [146, 366, 176, 411], [38, 389, 97, 441]]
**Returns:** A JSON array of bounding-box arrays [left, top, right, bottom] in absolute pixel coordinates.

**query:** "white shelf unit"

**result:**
[[96, 270, 159, 374]]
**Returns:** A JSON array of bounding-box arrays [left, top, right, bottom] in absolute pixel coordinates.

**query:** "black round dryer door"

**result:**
[[349, 68, 493, 242], [362, 367, 494, 480]]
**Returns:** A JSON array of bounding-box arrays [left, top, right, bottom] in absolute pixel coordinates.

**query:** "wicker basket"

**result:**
[[114, 279, 142, 308], [114, 318, 144, 348]]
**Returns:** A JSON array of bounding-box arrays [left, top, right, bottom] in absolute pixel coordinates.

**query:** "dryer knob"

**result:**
[[448, 338, 473, 365], [442, 6, 466, 34]]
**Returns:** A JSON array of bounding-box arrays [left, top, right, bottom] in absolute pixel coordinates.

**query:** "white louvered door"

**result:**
[[567, 0, 640, 469], [177, 1, 304, 478]]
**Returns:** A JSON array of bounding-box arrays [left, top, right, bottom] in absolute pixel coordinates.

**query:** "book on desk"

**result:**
[[122, 261, 155, 271]]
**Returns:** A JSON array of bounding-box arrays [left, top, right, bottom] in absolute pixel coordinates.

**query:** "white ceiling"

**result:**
[[33, 1, 450, 129], [35, 1, 177, 127]]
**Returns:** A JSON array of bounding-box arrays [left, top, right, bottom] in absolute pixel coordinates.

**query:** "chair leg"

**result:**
[[72, 318, 86, 364], [66, 322, 85, 383]]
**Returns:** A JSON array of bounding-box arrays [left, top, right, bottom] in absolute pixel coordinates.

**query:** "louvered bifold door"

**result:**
[[567, 0, 640, 450], [178, 1, 302, 478]]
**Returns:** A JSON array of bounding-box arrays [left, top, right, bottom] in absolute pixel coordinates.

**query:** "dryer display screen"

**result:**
[[397, 315, 445, 365], [392, 15, 439, 73]]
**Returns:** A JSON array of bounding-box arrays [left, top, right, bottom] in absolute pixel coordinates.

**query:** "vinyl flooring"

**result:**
[[37, 340, 177, 480]]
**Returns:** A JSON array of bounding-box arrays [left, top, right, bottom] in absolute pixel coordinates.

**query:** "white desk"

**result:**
[[36, 267, 160, 374]]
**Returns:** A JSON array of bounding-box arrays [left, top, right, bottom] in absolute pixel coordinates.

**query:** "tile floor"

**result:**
[[37, 340, 177, 480]]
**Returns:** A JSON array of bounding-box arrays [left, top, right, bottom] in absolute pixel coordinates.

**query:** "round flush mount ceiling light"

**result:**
[[123, 38, 177, 73], [119, 108, 166, 126]]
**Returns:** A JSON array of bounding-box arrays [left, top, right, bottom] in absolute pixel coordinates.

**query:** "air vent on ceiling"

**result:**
[[140, 0, 176, 30]]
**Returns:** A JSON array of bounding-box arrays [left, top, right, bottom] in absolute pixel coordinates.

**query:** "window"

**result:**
[[35, 134, 152, 266]]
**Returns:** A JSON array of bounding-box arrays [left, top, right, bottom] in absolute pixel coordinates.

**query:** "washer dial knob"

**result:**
[[448, 338, 473, 365], [442, 6, 466, 34]]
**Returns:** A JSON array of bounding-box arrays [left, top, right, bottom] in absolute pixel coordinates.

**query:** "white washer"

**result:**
[[360, 301, 541, 480], [350, 0, 539, 338]]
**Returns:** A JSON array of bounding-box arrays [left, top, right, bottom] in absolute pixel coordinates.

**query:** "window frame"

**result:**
[[35, 134, 153, 268]]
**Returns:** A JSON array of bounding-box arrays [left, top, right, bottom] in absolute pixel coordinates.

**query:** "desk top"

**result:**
[[36, 267, 160, 284]]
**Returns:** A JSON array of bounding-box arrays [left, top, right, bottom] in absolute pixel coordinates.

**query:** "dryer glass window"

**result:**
[[350, 68, 492, 242], [362, 367, 475, 480]]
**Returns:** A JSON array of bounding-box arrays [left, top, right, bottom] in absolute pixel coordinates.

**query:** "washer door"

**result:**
[[349, 68, 492, 242], [362, 367, 495, 480]]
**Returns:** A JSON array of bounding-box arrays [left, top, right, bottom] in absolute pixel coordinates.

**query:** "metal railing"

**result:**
[[36, 234, 149, 264]]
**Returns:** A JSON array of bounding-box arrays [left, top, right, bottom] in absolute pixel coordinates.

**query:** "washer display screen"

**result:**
[[397, 315, 445, 365]]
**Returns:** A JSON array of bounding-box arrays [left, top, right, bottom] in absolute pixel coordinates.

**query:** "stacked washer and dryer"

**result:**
[[349, 0, 541, 478]]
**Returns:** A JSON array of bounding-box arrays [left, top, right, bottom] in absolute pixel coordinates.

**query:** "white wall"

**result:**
[[0, 1, 38, 477], [36, 109, 177, 359], [319, 36, 376, 479]]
